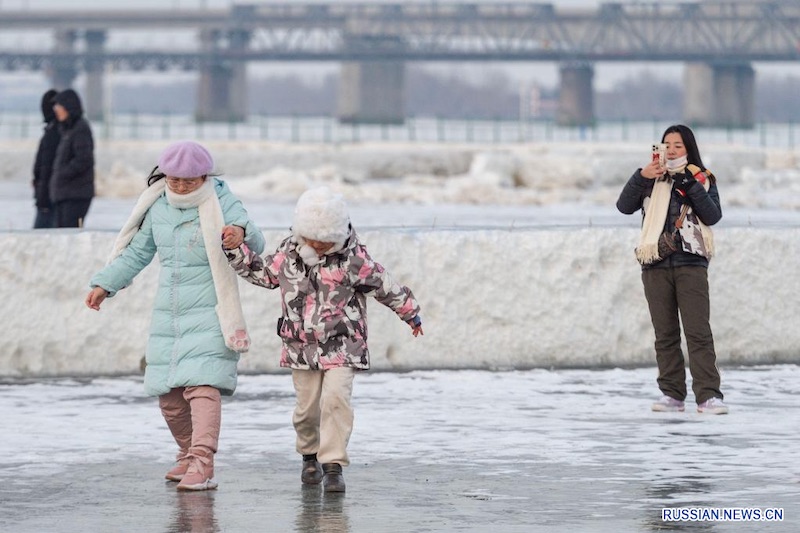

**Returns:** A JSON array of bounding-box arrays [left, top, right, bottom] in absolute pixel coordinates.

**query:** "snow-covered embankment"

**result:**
[[1, 226, 797, 378]]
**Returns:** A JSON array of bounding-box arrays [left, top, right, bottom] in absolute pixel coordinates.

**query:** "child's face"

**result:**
[[304, 238, 335, 255]]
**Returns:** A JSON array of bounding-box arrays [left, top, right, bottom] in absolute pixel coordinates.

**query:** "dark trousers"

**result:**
[[642, 266, 722, 404], [33, 208, 54, 229], [53, 198, 92, 228]]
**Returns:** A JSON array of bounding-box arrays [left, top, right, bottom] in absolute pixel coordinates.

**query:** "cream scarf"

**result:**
[[635, 166, 715, 265], [109, 178, 250, 353], [635, 177, 674, 265]]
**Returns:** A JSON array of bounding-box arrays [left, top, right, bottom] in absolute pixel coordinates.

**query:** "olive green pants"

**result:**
[[642, 266, 723, 404]]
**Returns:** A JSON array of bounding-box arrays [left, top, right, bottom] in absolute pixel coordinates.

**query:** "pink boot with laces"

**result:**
[[176, 452, 217, 491], [165, 450, 191, 482]]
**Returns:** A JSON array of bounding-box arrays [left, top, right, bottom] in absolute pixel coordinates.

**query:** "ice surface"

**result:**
[[0, 368, 798, 532]]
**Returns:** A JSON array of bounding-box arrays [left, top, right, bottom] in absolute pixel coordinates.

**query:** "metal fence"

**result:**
[[2, 112, 799, 148]]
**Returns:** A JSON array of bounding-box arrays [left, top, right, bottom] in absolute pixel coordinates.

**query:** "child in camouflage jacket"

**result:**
[[226, 186, 422, 492]]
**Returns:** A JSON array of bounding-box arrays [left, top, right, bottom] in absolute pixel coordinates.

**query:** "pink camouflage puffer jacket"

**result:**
[[226, 229, 420, 371]]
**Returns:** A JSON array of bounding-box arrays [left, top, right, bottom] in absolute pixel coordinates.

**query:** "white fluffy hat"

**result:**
[[292, 187, 350, 243]]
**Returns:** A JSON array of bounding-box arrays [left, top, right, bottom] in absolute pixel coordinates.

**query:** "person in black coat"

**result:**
[[32, 89, 60, 229], [51, 88, 95, 228]]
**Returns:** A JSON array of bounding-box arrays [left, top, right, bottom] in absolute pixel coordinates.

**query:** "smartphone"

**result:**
[[651, 143, 667, 167]]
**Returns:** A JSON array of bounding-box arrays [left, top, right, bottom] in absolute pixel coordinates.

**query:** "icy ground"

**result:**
[[0, 367, 798, 532]]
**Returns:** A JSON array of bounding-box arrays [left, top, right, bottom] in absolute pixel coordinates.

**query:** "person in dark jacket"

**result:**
[[51, 88, 94, 228], [617, 124, 728, 415], [32, 89, 60, 229]]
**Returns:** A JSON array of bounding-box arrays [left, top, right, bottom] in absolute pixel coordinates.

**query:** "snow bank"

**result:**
[[4, 139, 800, 209], [3, 139, 799, 376], [2, 226, 798, 378]]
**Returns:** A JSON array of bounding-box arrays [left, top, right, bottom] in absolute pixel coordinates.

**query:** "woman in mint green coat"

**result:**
[[86, 141, 265, 491]]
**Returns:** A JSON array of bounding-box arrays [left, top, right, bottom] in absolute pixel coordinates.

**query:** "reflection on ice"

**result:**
[[167, 492, 219, 533], [295, 486, 349, 533]]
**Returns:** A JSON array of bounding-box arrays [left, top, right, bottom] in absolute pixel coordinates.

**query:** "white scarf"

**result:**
[[109, 178, 250, 353]]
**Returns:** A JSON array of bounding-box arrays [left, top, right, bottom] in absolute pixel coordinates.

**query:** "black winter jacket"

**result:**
[[33, 121, 60, 209], [50, 89, 95, 204], [616, 169, 722, 270]]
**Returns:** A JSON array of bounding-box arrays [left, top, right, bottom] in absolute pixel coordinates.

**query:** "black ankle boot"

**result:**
[[301, 454, 323, 485], [322, 463, 345, 492]]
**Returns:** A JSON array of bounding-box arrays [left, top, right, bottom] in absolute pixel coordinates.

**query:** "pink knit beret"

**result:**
[[157, 141, 214, 178]]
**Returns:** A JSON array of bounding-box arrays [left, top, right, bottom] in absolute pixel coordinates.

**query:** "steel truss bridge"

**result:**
[[0, 2, 799, 67], [0, 1, 797, 125]]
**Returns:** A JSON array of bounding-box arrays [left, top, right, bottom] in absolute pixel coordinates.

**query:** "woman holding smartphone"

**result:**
[[616, 124, 727, 415]]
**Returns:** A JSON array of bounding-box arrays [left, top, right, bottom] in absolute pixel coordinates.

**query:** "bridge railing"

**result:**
[[0, 112, 797, 148]]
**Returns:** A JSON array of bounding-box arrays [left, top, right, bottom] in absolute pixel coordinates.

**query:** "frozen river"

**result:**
[[1, 366, 797, 532]]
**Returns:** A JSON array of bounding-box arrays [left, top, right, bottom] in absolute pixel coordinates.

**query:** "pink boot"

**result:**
[[165, 450, 191, 482], [160, 389, 193, 482], [172, 386, 221, 491], [176, 451, 217, 491]]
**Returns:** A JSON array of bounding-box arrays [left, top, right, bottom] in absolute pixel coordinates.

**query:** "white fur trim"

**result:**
[[297, 243, 324, 266]]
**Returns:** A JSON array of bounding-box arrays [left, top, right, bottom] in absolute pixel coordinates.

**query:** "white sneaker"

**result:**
[[651, 395, 685, 412], [697, 397, 729, 415]]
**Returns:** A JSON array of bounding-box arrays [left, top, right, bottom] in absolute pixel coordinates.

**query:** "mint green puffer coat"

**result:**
[[90, 178, 265, 397]]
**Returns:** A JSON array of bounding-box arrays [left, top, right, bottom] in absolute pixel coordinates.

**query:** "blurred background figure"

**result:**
[[51, 88, 95, 228], [31, 88, 59, 229]]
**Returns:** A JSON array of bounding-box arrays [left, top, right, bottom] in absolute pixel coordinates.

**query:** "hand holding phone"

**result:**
[[642, 143, 668, 180], [651, 143, 667, 167]]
